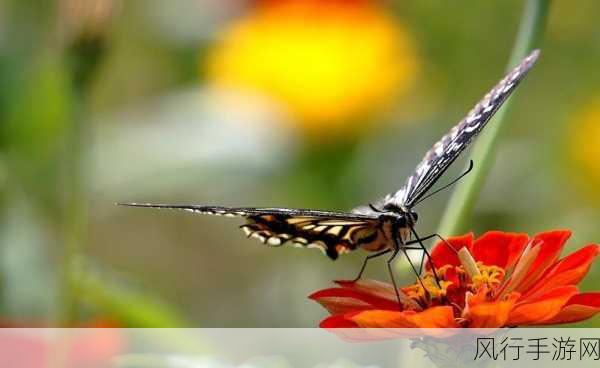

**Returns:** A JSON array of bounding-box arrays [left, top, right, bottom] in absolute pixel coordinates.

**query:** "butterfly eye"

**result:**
[[410, 211, 418, 222]]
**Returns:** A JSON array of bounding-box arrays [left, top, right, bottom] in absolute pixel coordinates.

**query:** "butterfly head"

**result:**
[[406, 210, 418, 226], [381, 203, 418, 227]]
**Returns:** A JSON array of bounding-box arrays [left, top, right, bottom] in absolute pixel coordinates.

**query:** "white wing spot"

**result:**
[[463, 124, 479, 133], [267, 237, 282, 246]]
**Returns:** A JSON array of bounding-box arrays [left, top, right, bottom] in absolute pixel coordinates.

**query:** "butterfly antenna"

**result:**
[[369, 204, 383, 213], [412, 160, 474, 207]]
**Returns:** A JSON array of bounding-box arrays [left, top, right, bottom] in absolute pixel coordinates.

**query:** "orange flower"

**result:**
[[310, 230, 600, 328]]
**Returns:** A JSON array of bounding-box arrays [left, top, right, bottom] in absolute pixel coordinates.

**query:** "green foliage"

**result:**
[[75, 267, 187, 328]]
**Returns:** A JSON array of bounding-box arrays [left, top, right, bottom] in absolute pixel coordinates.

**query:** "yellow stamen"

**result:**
[[472, 263, 505, 289], [403, 265, 453, 303], [404, 251, 508, 306]]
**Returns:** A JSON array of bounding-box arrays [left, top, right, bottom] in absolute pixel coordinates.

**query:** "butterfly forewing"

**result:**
[[119, 203, 385, 259], [385, 50, 540, 209]]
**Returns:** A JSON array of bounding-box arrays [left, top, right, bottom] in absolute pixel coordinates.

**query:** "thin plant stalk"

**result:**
[[60, 35, 106, 323], [61, 100, 88, 323]]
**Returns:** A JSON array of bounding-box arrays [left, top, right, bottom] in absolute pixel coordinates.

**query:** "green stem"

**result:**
[[61, 99, 88, 324], [61, 36, 106, 323], [437, 0, 550, 236]]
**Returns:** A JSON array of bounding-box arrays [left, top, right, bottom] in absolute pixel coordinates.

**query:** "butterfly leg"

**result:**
[[405, 233, 458, 254], [392, 234, 428, 305], [405, 232, 458, 275], [404, 233, 442, 274], [386, 247, 404, 309], [351, 249, 391, 283], [406, 227, 442, 287], [403, 232, 429, 275], [399, 245, 427, 291]]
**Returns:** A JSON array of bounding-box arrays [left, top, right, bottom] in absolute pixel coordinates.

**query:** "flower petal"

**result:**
[[540, 292, 600, 325], [528, 230, 571, 272], [465, 291, 520, 328], [350, 306, 458, 328], [522, 244, 600, 298], [470, 231, 528, 268], [335, 279, 398, 303], [545, 244, 600, 280], [309, 288, 382, 315], [513, 230, 572, 292], [427, 233, 473, 271], [319, 314, 360, 328], [336, 279, 421, 310], [309, 282, 402, 314], [508, 285, 578, 326]]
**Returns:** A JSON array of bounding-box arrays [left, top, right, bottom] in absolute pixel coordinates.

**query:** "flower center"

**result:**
[[402, 262, 506, 308], [471, 262, 505, 289], [402, 265, 453, 303]]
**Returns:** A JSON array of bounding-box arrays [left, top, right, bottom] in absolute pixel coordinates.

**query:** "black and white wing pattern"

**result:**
[[119, 203, 386, 259], [383, 49, 540, 210]]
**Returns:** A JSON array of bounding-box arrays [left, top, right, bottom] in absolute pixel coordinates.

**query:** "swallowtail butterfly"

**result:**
[[121, 50, 539, 281]]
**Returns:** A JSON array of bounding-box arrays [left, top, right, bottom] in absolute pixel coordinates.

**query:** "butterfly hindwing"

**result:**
[[385, 50, 540, 209], [241, 214, 383, 259], [119, 203, 384, 260]]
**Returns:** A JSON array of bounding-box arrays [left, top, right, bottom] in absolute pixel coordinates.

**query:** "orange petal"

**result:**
[[470, 231, 528, 268], [427, 233, 473, 271], [336, 279, 421, 310], [521, 244, 600, 298], [527, 230, 571, 273], [496, 241, 541, 299], [350, 306, 458, 328], [508, 285, 578, 326], [335, 279, 402, 304], [309, 286, 399, 314], [465, 291, 520, 328], [319, 314, 360, 328], [335, 279, 397, 296], [514, 230, 572, 292], [310, 288, 379, 315], [540, 292, 600, 325]]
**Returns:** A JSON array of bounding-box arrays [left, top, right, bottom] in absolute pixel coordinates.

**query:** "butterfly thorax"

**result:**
[[358, 211, 416, 252]]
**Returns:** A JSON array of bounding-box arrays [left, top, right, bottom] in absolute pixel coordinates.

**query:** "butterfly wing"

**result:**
[[384, 49, 540, 210], [119, 203, 384, 260]]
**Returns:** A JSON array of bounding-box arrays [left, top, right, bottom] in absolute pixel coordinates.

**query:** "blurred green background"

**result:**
[[0, 0, 599, 327]]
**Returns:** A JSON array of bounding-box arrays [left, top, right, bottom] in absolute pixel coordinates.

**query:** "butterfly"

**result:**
[[120, 50, 539, 285]]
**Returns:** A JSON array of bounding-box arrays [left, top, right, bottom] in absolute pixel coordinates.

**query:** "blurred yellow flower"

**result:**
[[205, 0, 417, 139], [570, 100, 600, 195]]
